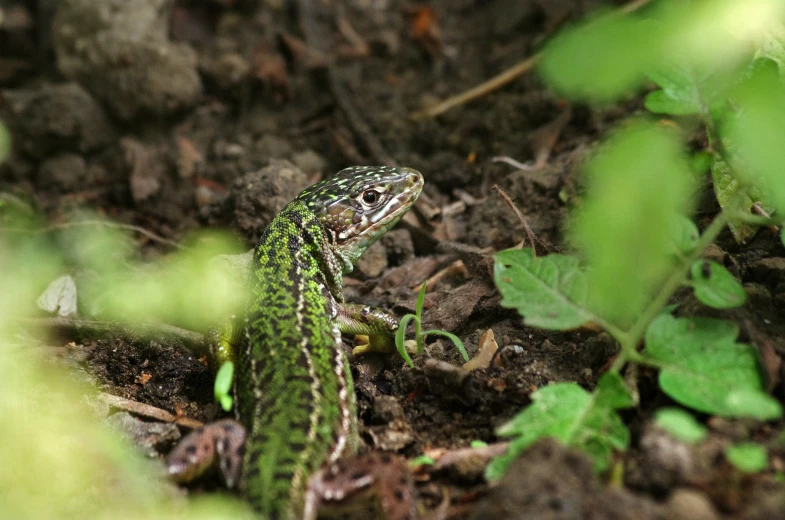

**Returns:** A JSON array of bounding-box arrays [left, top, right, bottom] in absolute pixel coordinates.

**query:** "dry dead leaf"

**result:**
[[463, 328, 498, 371]]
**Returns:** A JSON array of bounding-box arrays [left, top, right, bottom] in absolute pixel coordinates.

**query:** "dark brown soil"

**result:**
[[3, 1, 785, 519]]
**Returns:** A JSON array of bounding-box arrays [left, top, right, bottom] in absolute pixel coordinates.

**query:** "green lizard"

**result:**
[[166, 166, 424, 519]]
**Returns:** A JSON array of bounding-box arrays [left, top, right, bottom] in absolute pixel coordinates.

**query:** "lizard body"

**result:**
[[167, 166, 423, 519]]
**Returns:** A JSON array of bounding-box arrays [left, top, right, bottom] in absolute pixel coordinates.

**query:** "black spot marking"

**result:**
[[221, 423, 235, 432], [185, 445, 197, 455], [351, 471, 367, 481], [322, 471, 336, 482], [394, 489, 405, 501], [399, 476, 408, 485], [223, 458, 233, 471], [380, 454, 392, 464]]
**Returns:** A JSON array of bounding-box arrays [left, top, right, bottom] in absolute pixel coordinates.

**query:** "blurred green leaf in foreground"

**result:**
[[0, 196, 253, 518], [0, 274, 253, 520]]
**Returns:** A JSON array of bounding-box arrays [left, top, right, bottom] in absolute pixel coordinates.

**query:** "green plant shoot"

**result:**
[[395, 281, 468, 367]]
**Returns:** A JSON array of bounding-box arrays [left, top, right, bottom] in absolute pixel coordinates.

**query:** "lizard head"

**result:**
[[297, 166, 424, 272]]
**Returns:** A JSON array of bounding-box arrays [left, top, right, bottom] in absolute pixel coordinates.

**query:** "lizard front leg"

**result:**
[[335, 303, 399, 355]]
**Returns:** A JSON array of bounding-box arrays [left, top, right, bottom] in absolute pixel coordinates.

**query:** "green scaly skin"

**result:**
[[167, 166, 423, 519]]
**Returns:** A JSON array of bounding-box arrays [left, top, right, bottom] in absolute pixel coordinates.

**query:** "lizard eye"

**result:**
[[362, 190, 380, 205]]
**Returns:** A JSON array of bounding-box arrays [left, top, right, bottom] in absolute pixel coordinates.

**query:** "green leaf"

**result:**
[[711, 155, 758, 244], [422, 329, 468, 361], [668, 216, 700, 256], [414, 281, 427, 353], [214, 361, 234, 412], [487, 383, 629, 481], [725, 389, 784, 420], [689, 151, 714, 176], [409, 455, 435, 468], [644, 315, 782, 419], [0, 123, 10, 164], [595, 372, 636, 410], [395, 314, 417, 367], [494, 249, 594, 330], [723, 56, 785, 219], [755, 24, 785, 75], [644, 61, 702, 115], [690, 260, 747, 309], [470, 440, 488, 449], [569, 121, 694, 325], [654, 408, 707, 444], [726, 443, 768, 473], [645, 89, 699, 115], [539, 12, 659, 102]]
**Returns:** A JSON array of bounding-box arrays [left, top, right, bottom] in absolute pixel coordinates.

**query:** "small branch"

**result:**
[[2, 219, 185, 250], [13, 317, 207, 354], [410, 0, 654, 120], [427, 442, 511, 471], [411, 55, 539, 120], [99, 393, 203, 429], [492, 185, 538, 257], [491, 155, 538, 171]]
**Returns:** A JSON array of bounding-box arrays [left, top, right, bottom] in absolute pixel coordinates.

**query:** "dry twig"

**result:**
[[2, 219, 185, 250], [492, 185, 538, 257], [99, 393, 203, 429], [411, 0, 654, 119]]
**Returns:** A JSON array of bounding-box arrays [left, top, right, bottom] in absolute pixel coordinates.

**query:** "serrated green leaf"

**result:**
[[723, 57, 785, 218], [488, 383, 629, 481], [644, 315, 782, 419], [726, 443, 768, 473], [655, 408, 707, 444], [711, 155, 758, 244], [496, 384, 591, 438], [569, 121, 694, 325], [494, 249, 594, 330], [596, 372, 636, 410], [690, 260, 747, 309], [755, 24, 785, 74]]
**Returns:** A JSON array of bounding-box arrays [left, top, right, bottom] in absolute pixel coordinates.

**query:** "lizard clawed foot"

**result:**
[[351, 334, 397, 356], [165, 419, 247, 489], [304, 452, 417, 520]]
